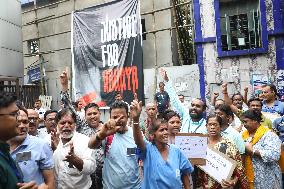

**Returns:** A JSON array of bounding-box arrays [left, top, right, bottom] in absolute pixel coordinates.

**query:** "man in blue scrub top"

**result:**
[[88, 101, 141, 189]]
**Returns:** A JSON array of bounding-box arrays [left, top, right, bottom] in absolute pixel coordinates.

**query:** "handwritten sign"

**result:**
[[198, 147, 237, 184], [175, 133, 208, 164]]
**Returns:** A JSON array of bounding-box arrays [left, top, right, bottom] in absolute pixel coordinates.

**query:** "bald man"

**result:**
[[27, 109, 47, 139], [140, 103, 157, 139]]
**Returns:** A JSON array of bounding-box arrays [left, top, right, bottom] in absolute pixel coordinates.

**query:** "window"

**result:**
[[27, 39, 39, 54], [215, 0, 268, 57], [220, 0, 261, 51]]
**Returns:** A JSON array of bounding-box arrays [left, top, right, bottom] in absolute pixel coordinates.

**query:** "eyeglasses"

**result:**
[[0, 111, 20, 120]]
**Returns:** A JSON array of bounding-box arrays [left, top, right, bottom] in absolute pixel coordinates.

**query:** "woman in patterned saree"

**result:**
[[197, 114, 248, 189], [241, 110, 282, 189]]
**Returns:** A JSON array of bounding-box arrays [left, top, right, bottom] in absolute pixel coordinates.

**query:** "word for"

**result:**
[[101, 43, 119, 67], [102, 66, 138, 93]]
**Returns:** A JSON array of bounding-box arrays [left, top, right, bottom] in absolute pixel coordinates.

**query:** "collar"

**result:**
[[222, 125, 232, 134]]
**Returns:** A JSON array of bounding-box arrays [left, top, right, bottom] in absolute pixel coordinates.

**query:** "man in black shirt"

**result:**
[[154, 82, 170, 118], [0, 92, 38, 189]]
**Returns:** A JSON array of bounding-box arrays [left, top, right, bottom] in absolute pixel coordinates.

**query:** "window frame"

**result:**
[[214, 0, 268, 57]]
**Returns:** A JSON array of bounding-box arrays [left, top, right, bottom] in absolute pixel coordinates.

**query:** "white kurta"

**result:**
[[53, 132, 96, 189]]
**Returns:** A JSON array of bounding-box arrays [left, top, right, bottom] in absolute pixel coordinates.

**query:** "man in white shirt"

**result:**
[[34, 99, 46, 128], [52, 109, 96, 189]]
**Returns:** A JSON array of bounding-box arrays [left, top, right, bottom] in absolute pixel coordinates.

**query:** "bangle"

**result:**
[[133, 122, 139, 125], [222, 92, 228, 94]]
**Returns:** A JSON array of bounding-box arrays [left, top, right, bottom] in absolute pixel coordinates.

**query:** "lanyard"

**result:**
[[0, 151, 23, 183], [188, 118, 204, 133]]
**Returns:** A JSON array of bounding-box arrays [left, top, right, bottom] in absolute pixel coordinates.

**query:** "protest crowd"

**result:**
[[0, 68, 284, 189]]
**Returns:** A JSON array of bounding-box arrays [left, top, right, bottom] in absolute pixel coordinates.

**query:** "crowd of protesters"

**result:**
[[0, 68, 283, 189]]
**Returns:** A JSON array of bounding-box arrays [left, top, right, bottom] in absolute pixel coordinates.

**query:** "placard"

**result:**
[[175, 133, 208, 165], [198, 147, 237, 184]]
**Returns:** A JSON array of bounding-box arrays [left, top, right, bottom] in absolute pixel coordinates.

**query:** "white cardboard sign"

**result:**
[[175, 133, 208, 159], [198, 147, 237, 184]]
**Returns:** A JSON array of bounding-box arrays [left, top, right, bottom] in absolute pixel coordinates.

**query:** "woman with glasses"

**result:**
[[196, 114, 248, 189]]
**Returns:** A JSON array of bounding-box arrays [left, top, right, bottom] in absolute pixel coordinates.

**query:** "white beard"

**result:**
[[60, 131, 74, 140]]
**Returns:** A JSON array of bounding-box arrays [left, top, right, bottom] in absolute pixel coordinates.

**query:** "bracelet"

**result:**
[[222, 92, 228, 94], [133, 122, 139, 125]]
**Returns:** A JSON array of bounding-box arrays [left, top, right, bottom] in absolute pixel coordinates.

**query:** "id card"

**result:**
[[127, 148, 136, 156]]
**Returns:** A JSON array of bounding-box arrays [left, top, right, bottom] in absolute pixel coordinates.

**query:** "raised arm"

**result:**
[[222, 83, 241, 116], [243, 86, 249, 106], [88, 118, 120, 149], [59, 69, 88, 131], [160, 68, 186, 118], [211, 92, 219, 107], [130, 95, 145, 151]]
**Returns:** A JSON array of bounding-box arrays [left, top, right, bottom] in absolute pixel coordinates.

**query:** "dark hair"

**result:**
[[159, 82, 165, 86], [247, 97, 263, 107], [163, 109, 180, 121], [149, 119, 168, 134], [215, 104, 234, 117], [72, 101, 79, 108], [17, 104, 28, 116], [231, 93, 243, 101], [195, 98, 207, 110], [84, 102, 99, 112], [35, 99, 41, 103], [241, 110, 262, 123], [115, 91, 123, 97], [263, 84, 278, 97], [110, 101, 129, 114], [44, 110, 58, 120], [55, 108, 77, 124], [0, 91, 17, 109], [206, 114, 223, 126]]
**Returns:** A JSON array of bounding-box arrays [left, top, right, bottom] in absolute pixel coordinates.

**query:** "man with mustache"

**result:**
[[8, 105, 55, 189], [88, 101, 141, 189], [42, 110, 58, 146], [52, 109, 96, 189], [59, 70, 104, 188], [27, 109, 47, 139], [160, 69, 207, 134]]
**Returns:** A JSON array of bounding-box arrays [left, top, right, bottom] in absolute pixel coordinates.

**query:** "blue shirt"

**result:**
[[222, 126, 245, 154], [273, 116, 284, 143], [140, 142, 194, 189], [102, 127, 141, 189], [262, 100, 284, 116], [165, 80, 207, 134], [10, 135, 54, 185]]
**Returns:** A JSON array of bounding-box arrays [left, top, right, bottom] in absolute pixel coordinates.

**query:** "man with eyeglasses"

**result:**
[[8, 105, 55, 189], [0, 92, 38, 189], [43, 110, 58, 145], [27, 109, 47, 139]]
